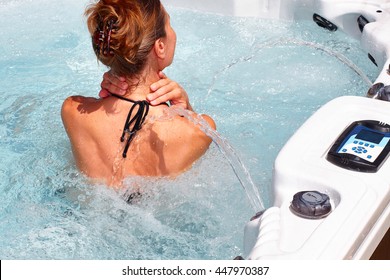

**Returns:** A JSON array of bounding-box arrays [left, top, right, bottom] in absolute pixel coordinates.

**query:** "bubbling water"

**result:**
[[166, 107, 265, 212], [206, 37, 373, 99]]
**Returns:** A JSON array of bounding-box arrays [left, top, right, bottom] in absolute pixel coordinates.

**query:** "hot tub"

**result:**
[[1, 0, 389, 260], [163, 0, 390, 259]]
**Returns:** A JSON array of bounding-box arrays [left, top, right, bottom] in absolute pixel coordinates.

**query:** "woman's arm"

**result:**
[[99, 71, 193, 110]]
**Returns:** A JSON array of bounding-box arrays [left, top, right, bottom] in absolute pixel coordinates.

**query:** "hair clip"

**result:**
[[104, 19, 116, 55], [92, 18, 117, 57]]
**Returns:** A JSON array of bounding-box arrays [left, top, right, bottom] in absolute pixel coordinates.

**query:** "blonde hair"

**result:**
[[85, 0, 166, 77]]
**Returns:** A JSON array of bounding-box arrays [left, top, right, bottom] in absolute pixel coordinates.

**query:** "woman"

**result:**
[[61, 0, 215, 186]]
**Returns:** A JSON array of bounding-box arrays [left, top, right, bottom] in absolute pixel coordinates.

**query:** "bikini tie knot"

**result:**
[[119, 100, 150, 158]]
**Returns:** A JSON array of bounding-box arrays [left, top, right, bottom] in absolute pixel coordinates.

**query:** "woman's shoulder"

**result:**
[[160, 112, 215, 138], [62, 95, 100, 111], [61, 95, 101, 120], [151, 112, 215, 174], [198, 113, 216, 130], [139, 108, 215, 150]]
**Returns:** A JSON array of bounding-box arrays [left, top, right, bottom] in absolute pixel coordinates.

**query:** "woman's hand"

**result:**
[[148, 71, 193, 110], [99, 71, 128, 98]]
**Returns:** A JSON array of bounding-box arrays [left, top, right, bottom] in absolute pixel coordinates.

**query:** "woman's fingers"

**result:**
[[100, 72, 128, 97]]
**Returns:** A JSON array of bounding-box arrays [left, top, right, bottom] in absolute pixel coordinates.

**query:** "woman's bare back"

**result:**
[[61, 95, 215, 186]]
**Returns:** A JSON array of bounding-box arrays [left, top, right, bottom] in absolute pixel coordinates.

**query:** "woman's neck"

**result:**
[[122, 69, 160, 100]]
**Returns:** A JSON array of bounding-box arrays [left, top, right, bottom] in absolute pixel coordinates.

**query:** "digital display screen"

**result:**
[[327, 120, 390, 172], [356, 129, 384, 144]]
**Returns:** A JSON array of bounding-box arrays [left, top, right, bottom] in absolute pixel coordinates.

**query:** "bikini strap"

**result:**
[[111, 94, 150, 158]]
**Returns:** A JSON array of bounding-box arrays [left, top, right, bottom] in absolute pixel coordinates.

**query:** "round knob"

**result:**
[[290, 191, 332, 219]]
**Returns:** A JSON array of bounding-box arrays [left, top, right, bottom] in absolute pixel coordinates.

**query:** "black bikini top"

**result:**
[[111, 94, 150, 158]]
